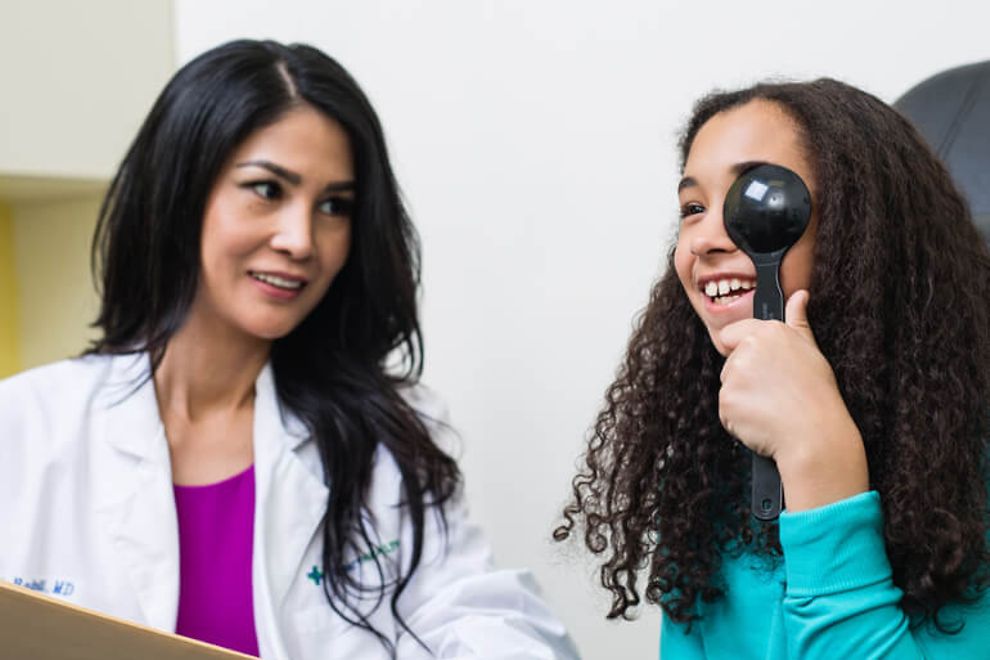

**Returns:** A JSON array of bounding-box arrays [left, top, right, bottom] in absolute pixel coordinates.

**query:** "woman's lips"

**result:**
[[248, 271, 306, 300]]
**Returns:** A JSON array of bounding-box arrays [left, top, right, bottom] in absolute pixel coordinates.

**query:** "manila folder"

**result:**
[[0, 580, 252, 659]]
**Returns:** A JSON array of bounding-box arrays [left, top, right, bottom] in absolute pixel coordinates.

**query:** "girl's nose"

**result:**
[[690, 208, 738, 257]]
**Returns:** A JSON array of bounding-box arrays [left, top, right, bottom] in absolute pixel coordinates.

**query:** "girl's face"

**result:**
[[194, 104, 354, 342], [675, 100, 818, 356]]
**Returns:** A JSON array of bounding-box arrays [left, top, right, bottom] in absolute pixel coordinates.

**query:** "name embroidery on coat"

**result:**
[[306, 539, 401, 586], [9, 577, 75, 596]]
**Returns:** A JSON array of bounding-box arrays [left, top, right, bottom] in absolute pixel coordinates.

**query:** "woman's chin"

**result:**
[[237, 316, 302, 343]]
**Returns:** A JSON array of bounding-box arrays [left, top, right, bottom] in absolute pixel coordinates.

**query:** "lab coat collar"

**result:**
[[97, 354, 311, 455], [256, 362, 311, 450], [97, 353, 179, 632], [96, 354, 327, 639], [251, 363, 329, 652], [99, 352, 166, 460]]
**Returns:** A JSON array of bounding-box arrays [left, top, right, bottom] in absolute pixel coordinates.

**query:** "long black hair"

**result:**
[[556, 79, 990, 630], [90, 39, 461, 653]]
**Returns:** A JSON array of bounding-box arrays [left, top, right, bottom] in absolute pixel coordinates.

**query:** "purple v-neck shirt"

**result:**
[[173, 465, 260, 657]]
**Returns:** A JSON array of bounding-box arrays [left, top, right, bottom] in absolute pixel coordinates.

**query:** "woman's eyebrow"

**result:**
[[236, 159, 356, 193], [323, 181, 356, 194], [677, 176, 697, 192], [236, 159, 302, 185]]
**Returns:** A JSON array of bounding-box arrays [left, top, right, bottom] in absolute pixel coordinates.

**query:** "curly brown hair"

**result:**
[[555, 78, 990, 629]]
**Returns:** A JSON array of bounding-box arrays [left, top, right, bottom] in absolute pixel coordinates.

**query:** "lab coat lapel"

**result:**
[[94, 354, 180, 632], [252, 365, 328, 613]]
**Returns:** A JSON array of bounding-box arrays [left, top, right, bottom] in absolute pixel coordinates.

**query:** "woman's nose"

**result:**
[[269, 203, 315, 259]]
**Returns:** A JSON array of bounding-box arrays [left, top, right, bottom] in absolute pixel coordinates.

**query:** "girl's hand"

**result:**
[[718, 290, 869, 511]]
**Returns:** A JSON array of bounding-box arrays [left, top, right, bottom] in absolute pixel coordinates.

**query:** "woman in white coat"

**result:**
[[0, 39, 578, 659]]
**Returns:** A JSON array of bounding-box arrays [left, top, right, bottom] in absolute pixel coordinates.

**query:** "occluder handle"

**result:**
[[752, 453, 783, 520], [753, 262, 784, 322], [750, 260, 784, 519]]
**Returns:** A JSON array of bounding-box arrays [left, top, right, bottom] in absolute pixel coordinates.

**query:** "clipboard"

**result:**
[[0, 580, 253, 659]]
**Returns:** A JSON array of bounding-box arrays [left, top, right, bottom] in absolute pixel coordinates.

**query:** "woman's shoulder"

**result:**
[[397, 381, 448, 419], [396, 381, 461, 458], [1, 354, 106, 394], [0, 355, 126, 467], [0, 353, 143, 416]]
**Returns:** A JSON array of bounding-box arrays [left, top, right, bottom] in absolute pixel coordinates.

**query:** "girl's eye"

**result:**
[[680, 202, 705, 219], [248, 181, 282, 200], [318, 196, 355, 217]]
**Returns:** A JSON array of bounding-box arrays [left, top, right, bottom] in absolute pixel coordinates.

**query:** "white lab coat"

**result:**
[[0, 353, 579, 659]]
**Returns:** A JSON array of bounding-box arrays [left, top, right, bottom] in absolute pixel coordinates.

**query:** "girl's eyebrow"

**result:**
[[731, 160, 770, 177], [678, 160, 771, 193], [235, 159, 356, 193], [677, 176, 697, 192]]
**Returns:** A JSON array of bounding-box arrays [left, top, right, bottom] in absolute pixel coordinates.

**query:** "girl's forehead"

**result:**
[[685, 101, 814, 193]]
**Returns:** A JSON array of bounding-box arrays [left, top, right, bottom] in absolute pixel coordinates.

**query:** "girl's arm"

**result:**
[[780, 491, 990, 659]]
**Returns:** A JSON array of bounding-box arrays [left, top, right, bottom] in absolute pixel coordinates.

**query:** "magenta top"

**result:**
[[173, 465, 260, 657]]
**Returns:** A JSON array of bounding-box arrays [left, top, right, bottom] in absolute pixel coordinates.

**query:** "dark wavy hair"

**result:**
[[89, 39, 460, 654], [555, 78, 990, 630]]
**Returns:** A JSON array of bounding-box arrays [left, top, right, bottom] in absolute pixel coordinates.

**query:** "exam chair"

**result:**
[[895, 60, 990, 245]]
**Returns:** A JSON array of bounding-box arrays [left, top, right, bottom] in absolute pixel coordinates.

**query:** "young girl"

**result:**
[[556, 79, 990, 657], [0, 40, 577, 659]]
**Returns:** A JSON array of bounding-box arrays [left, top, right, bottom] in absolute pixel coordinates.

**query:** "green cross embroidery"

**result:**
[[307, 565, 324, 586]]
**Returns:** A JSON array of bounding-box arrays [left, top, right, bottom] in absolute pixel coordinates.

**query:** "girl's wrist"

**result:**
[[776, 416, 870, 512]]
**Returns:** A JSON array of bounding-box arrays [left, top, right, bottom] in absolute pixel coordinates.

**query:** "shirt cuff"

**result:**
[[779, 490, 892, 598]]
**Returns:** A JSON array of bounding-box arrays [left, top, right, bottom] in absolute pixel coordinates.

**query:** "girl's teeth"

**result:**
[[702, 278, 756, 302]]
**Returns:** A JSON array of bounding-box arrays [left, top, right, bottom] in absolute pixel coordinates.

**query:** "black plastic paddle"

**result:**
[[723, 163, 812, 521]]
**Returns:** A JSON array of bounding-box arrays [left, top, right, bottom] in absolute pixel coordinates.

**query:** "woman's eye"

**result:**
[[318, 196, 354, 217], [680, 202, 705, 219], [248, 181, 281, 200]]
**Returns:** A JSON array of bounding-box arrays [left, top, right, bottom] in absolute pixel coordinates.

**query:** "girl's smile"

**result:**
[[674, 99, 818, 355]]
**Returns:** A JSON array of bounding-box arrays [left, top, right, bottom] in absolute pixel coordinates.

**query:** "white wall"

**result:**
[[0, 0, 175, 179], [174, 2, 990, 656]]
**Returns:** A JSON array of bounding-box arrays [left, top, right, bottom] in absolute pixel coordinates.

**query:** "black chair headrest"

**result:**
[[895, 61, 990, 245]]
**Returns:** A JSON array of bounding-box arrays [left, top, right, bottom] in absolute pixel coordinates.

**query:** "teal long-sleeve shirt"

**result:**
[[660, 491, 990, 659]]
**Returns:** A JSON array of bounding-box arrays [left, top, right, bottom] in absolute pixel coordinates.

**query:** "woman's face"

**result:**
[[194, 104, 354, 342], [674, 99, 818, 356]]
